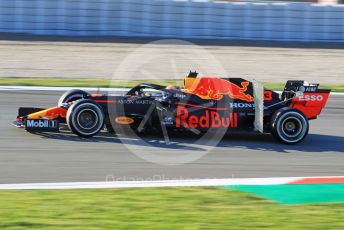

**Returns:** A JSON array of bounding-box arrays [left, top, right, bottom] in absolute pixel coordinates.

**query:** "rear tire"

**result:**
[[66, 99, 104, 137], [58, 89, 88, 107], [271, 108, 309, 144]]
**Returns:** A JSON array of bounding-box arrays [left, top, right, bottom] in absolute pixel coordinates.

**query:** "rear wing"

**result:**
[[282, 80, 331, 120]]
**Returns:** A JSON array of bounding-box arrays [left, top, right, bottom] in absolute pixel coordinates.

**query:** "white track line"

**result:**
[[0, 85, 344, 95], [0, 176, 343, 190]]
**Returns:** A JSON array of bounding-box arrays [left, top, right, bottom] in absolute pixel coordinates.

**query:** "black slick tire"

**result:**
[[271, 107, 309, 144], [66, 99, 104, 137]]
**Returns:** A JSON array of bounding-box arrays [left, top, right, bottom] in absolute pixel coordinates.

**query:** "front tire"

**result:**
[[271, 108, 309, 144], [66, 99, 104, 137]]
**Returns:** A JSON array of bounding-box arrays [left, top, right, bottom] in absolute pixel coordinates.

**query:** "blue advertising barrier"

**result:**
[[0, 0, 343, 42]]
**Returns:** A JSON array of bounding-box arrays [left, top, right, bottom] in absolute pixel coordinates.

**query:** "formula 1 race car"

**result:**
[[12, 72, 330, 144]]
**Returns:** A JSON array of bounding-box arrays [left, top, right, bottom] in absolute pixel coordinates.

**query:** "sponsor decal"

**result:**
[[229, 103, 268, 110], [230, 103, 255, 108], [117, 99, 152, 105], [184, 78, 254, 102], [299, 95, 323, 102], [115, 116, 134, 125], [305, 86, 317, 92], [176, 106, 237, 129], [298, 86, 317, 93], [25, 119, 58, 130]]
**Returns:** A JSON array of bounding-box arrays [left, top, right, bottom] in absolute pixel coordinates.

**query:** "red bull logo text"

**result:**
[[176, 106, 238, 129], [184, 78, 254, 102]]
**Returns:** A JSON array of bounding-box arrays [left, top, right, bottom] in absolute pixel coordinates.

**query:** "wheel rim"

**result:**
[[77, 109, 98, 130], [281, 117, 302, 138], [275, 111, 308, 144]]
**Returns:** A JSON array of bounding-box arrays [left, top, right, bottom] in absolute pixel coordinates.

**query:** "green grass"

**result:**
[[0, 77, 343, 92], [0, 187, 343, 229]]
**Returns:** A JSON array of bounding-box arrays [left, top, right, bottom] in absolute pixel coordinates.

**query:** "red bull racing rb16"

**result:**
[[12, 72, 331, 144]]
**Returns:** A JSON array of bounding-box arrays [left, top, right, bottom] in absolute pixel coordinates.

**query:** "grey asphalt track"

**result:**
[[0, 90, 343, 183]]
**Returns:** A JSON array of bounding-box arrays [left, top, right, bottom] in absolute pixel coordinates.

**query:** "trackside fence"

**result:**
[[0, 0, 343, 42]]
